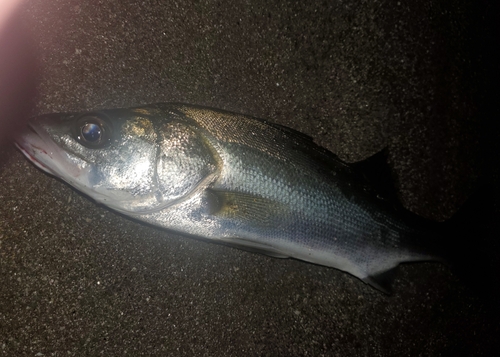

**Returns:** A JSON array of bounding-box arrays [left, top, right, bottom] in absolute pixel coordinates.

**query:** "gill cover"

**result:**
[[152, 120, 220, 213], [83, 112, 220, 214]]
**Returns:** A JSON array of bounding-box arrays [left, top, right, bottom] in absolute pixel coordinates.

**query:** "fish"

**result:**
[[15, 102, 442, 292]]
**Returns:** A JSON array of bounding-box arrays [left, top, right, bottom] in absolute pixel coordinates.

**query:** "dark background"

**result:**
[[1, 0, 499, 355]]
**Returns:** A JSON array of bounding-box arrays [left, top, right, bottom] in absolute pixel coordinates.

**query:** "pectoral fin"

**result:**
[[205, 189, 285, 228], [204, 189, 290, 258]]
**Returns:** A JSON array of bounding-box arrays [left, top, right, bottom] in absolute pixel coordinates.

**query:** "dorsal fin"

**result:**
[[350, 149, 401, 207]]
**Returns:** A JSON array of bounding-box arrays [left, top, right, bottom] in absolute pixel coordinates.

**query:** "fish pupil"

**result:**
[[81, 123, 102, 142]]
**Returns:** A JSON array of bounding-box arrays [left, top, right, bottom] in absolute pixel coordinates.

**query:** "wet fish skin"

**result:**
[[15, 103, 439, 292]]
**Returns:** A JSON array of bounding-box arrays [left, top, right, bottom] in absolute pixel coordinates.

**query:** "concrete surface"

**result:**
[[1, 0, 499, 356]]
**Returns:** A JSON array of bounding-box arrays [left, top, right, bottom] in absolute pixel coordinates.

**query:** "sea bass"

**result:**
[[15, 103, 440, 292]]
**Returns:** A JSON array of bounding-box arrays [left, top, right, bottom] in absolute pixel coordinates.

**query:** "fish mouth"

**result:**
[[15, 122, 61, 176], [15, 119, 83, 180], [15, 119, 113, 205]]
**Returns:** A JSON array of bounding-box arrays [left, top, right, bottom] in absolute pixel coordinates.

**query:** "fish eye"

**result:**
[[74, 114, 113, 148], [81, 123, 101, 142]]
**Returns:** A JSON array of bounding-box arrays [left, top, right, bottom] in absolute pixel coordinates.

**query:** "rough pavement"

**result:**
[[1, 0, 499, 356]]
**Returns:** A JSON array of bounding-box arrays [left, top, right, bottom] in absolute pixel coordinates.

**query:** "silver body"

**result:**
[[16, 103, 437, 292]]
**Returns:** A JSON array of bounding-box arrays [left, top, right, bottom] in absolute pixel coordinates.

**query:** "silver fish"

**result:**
[[15, 103, 440, 292]]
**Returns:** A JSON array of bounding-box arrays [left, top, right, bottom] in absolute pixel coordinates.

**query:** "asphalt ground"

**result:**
[[1, 0, 499, 356]]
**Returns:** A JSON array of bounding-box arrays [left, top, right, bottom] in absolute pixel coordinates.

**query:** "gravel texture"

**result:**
[[1, 0, 499, 356]]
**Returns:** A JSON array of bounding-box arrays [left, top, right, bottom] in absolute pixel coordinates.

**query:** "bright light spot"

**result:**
[[134, 159, 150, 177]]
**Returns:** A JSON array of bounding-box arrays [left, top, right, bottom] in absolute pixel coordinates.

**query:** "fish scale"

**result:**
[[15, 103, 441, 293]]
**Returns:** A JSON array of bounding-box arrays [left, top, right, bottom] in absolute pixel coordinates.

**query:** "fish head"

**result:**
[[15, 108, 219, 214]]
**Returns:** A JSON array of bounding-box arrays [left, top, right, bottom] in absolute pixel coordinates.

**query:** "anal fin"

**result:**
[[362, 268, 398, 294]]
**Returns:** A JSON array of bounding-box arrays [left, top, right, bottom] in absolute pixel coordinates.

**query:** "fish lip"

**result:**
[[15, 140, 54, 174], [15, 119, 78, 179], [15, 122, 57, 174]]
